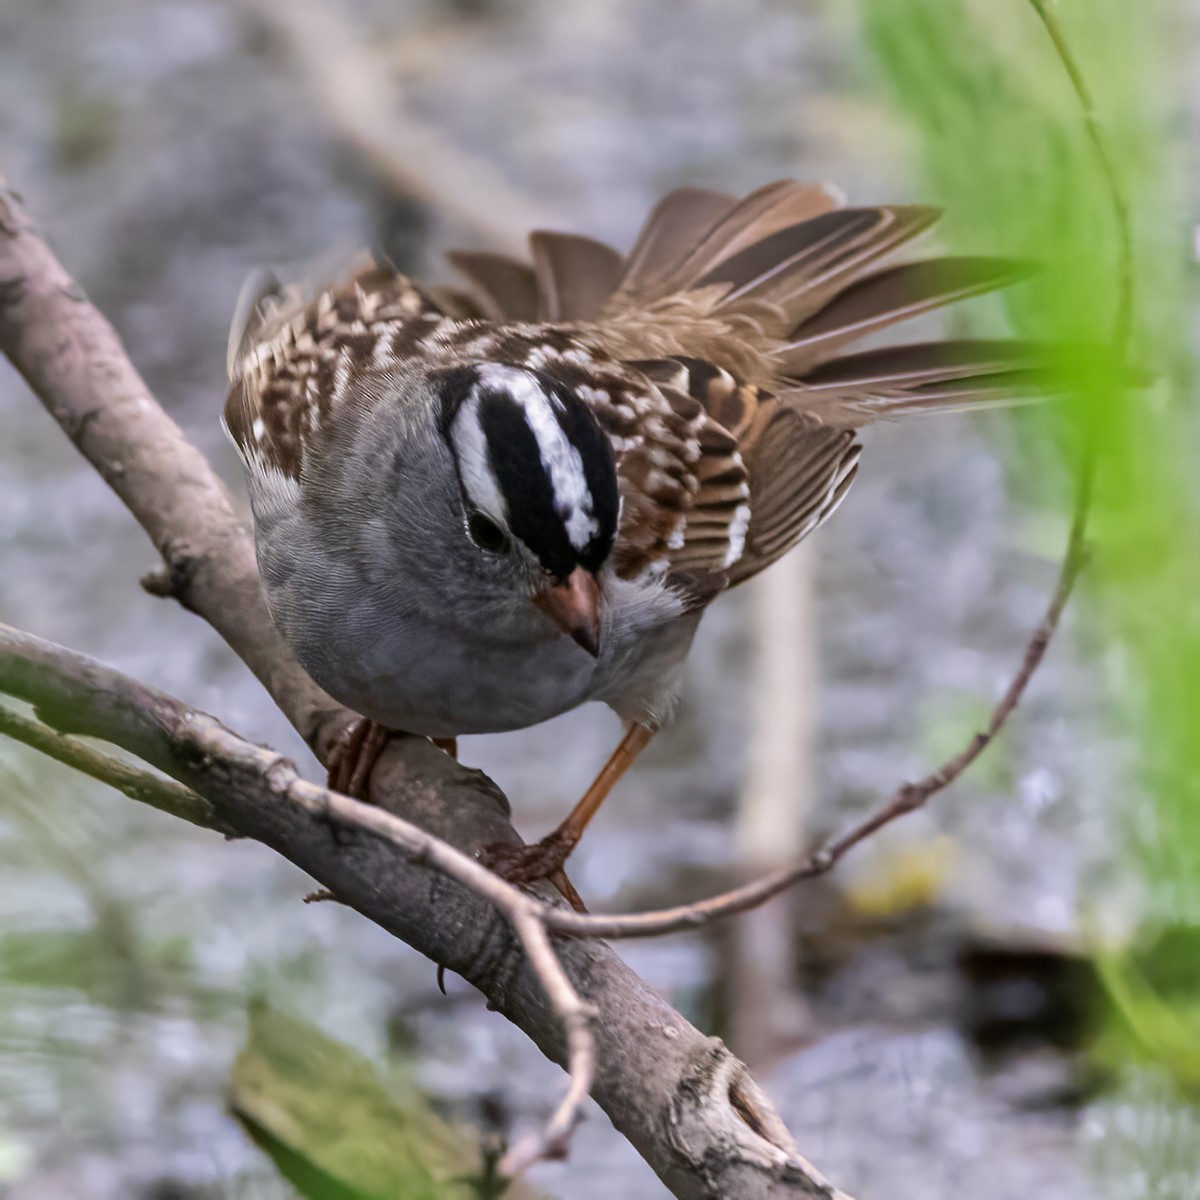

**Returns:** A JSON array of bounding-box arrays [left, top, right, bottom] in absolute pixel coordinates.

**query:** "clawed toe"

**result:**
[[327, 717, 392, 799], [484, 838, 587, 912], [486, 838, 569, 884]]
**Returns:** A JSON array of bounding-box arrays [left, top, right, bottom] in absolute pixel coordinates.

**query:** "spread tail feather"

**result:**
[[446, 179, 1054, 423], [616, 180, 843, 307], [445, 250, 539, 322], [778, 257, 1033, 374], [785, 340, 1053, 426], [529, 232, 625, 322]]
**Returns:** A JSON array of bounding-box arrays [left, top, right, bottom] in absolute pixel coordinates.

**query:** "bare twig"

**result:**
[[502, 907, 598, 1174]]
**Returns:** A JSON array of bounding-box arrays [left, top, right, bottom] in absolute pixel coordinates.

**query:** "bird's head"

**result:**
[[434, 363, 620, 656]]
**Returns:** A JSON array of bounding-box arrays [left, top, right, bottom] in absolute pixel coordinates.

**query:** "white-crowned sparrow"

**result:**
[[224, 179, 1036, 896]]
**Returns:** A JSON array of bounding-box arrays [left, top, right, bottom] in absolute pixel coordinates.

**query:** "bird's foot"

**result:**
[[327, 717, 392, 799], [484, 835, 587, 913]]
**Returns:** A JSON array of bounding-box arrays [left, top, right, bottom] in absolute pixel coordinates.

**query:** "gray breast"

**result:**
[[303, 596, 603, 737], [255, 514, 602, 735]]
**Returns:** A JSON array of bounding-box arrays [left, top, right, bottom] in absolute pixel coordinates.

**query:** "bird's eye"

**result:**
[[466, 510, 510, 554]]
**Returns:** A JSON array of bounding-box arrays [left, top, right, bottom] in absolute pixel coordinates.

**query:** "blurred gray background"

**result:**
[[0, 1, 1139, 1197]]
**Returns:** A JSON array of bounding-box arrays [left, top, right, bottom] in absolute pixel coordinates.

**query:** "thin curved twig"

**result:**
[[1028, 0, 1134, 346], [502, 907, 598, 1174], [548, 490, 1089, 939]]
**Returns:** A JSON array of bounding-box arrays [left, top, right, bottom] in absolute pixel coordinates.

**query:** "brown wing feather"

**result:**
[[774, 205, 942, 318], [655, 180, 843, 301], [446, 251, 539, 321], [579, 370, 704, 580], [225, 262, 450, 478], [786, 340, 1049, 425], [528, 232, 625, 321], [600, 354, 865, 589], [696, 207, 884, 297], [731, 407, 861, 585], [659, 385, 751, 578], [695, 205, 942, 332], [595, 201, 953, 383], [596, 182, 1037, 444]]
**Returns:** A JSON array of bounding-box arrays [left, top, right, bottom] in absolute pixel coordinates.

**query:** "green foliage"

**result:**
[[1095, 928, 1200, 1093], [0, 926, 194, 1011], [230, 1001, 539, 1200], [858, 0, 1197, 915], [855, 0, 1200, 1154], [0, 768, 236, 1021]]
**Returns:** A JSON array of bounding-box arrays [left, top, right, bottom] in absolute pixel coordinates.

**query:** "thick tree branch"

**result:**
[[0, 184, 342, 753], [0, 179, 848, 1199]]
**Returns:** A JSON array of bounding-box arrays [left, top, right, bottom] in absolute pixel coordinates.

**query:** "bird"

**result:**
[[224, 179, 1042, 907]]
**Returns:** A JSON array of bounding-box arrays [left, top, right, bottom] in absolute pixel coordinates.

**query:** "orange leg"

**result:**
[[488, 722, 656, 904], [550, 722, 655, 857]]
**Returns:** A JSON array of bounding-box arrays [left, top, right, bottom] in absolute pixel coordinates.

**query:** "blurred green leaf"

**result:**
[[858, 0, 1197, 914], [0, 924, 237, 1021], [0, 928, 143, 1005], [231, 1001, 540, 1200], [1094, 927, 1200, 1094]]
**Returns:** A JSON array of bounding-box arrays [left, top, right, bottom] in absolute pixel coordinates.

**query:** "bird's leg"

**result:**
[[327, 717, 392, 799], [488, 723, 656, 902]]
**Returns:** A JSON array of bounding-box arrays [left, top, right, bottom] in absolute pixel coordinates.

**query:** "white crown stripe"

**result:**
[[476, 365, 600, 552], [449, 394, 509, 527]]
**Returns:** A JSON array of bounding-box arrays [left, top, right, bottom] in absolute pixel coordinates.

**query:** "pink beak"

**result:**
[[533, 567, 603, 657]]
